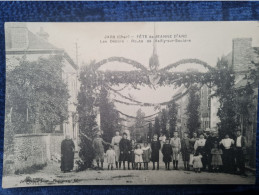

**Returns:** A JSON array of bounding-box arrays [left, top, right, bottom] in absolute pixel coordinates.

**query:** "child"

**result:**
[[170, 131, 181, 170], [151, 134, 161, 170], [162, 139, 173, 170], [134, 144, 143, 170], [211, 142, 223, 172], [142, 142, 151, 170], [119, 133, 131, 170], [92, 132, 105, 170], [106, 145, 116, 170], [128, 139, 136, 170], [192, 151, 203, 173], [181, 132, 190, 171]]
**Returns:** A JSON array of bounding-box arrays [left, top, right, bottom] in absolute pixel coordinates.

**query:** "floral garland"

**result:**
[[117, 110, 160, 119], [92, 56, 149, 72], [160, 58, 216, 72]]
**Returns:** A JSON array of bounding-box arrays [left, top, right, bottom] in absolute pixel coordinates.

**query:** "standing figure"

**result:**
[[119, 133, 131, 170], [219, 134, 235, 173], [170, 131, 181, 170], [205, 131, 220, 172], [235, 130, 247, 176], [128, 139, 136, 170], [142, 142, 151, 170], [134, 144, 143, 170], [106, 145, 116, 170], [192, 150, 203, 173], [151, 134, 161, 170], [159, 133, 166, 150], [162, 139, 173, 170], [111, 131, 122, 169], [194, 134, 207, 171], [181, 132, 190, 171], [92, 132, 105, 170], [211, 142, 223, 172], [61, 135, 75, 173], [189, 132, 199, 168]]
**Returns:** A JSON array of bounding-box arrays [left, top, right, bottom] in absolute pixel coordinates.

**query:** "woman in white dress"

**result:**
[[219, 134, 235, 173], [111, 131, 122, 169]]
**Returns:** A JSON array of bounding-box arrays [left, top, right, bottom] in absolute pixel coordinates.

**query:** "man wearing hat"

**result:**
[[92, 129, 105, 170]]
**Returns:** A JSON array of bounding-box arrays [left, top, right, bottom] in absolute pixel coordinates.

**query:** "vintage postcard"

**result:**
[[2, 21, 258, 188]]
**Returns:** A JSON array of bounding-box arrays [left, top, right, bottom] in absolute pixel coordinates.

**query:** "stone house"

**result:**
[[5, 23, 79, 141]]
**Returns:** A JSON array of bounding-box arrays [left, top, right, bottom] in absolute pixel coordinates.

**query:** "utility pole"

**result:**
[[75, 42, 78, 66]]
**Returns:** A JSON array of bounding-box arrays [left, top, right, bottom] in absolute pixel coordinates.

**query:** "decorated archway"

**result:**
[[78, 51, 218, 137], [76, 44, 237, 171]]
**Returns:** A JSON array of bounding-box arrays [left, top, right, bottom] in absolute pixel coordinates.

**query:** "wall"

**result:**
[[13, 134, 48, 172], [13, 133, 64, 173]]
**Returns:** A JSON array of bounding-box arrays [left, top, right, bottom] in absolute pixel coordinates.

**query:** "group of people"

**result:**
[[60, 129, 248, 177]]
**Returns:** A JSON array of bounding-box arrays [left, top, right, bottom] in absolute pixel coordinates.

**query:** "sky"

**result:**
[[26, 21, 259, 119]]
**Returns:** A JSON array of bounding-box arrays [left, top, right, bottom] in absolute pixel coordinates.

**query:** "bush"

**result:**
[[14, 163, 47, 175]]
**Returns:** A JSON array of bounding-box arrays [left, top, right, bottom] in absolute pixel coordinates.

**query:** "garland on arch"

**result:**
[[117, 110, 160, 119], [91, 57, 149, 72], [108, 85, 193, 107], [160, 58, 216, 72]]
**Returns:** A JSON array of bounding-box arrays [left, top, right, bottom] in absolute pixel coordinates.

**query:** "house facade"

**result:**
[[5, 23, 79, 142]]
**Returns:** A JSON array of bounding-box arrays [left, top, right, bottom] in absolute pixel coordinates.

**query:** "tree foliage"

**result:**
[[168, 101, 178, 137], [77, 62, 99, 170], [6, 55, 69, 133], [186, 85, 200, 135], [154, 116, 161, 136], [148, 122, 153, 142], [213, 58, 238, 138], [99, 87, 121, 148], [134, 108, 146, 142], [160, 109, 168, 137]]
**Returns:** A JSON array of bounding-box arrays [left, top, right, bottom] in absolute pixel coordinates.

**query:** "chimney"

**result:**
[[36, 27, 49, 40], [232, 38, 252, 73], [5, 23, 29, 50]]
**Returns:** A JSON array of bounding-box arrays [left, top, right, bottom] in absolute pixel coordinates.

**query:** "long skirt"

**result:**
[[128, 151, 135, 163], [61, 152, 74, 172], [151, 150, 160, 162], [223, 148, 235, 173], [211, 154, 223, 166], [114, 145, 120, 162]]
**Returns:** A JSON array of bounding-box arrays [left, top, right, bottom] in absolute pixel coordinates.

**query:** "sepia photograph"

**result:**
[[2, 21, 259, 188]]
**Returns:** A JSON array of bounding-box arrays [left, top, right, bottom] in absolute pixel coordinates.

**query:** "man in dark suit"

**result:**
[[235, 130, 247, 177]]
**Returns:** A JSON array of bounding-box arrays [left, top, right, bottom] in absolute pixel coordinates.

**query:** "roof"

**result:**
[[6, 29, 78, 70], [27, 31, 58, 50]]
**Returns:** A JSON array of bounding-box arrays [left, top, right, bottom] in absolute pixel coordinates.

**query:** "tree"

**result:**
[[186, 85, 200, 135], [154, 116, 161, 136], [168, 101, 178, 137], [77, 62, 99, 170], [134, 108, 146, 142], [213, 57, 239, 138], [5, 55, 69, 133], [160, 109, 168, 137], [148, 122, 153, 142], [99, 87, 121, 148]]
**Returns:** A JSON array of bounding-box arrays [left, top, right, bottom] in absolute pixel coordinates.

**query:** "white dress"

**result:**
[[106, 149, 116, 164], [193, 155, 203, 168], [111, 135, 122, 161], [134, 149, 143, 163]]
